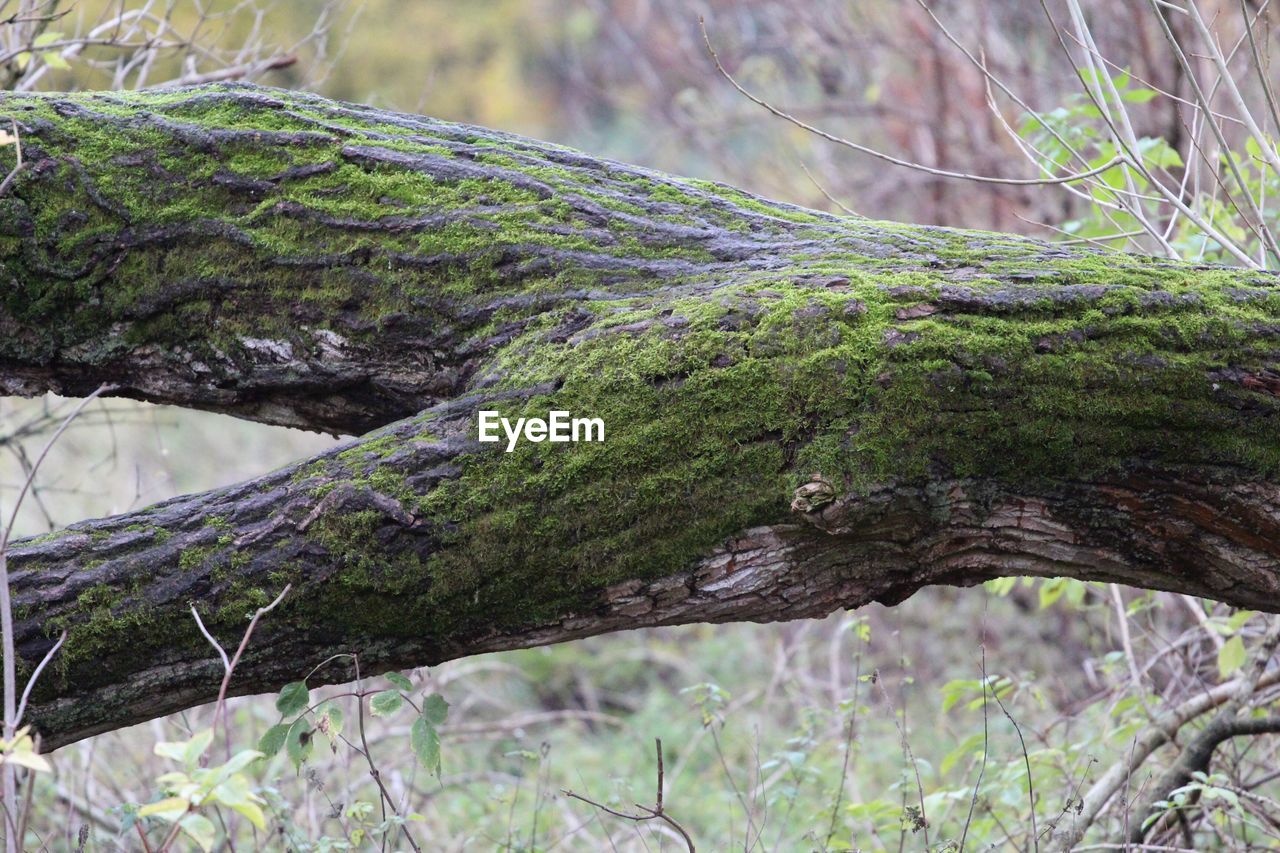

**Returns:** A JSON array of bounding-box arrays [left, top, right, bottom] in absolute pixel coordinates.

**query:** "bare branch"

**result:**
[[699, 17, 1126, 188], [563, 738, 696, 853]]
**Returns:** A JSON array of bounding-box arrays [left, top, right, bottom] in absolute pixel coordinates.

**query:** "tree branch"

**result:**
[[1127, 618, 1280, 845], [0, 84, 1278, 748]]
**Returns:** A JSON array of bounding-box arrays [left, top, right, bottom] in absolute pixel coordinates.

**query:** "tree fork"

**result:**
[[0, 84, 1278, 749]]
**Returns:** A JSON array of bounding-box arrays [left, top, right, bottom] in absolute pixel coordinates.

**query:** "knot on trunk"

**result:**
[[790, 473, 837, 514]]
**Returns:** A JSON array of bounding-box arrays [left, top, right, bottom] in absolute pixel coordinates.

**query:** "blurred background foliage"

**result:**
[[5, 0, 1280, 849], [17, 0, 1149, 228]]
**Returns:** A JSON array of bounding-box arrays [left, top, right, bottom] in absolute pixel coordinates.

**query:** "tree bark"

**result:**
[[1, 84, 1279, 749]]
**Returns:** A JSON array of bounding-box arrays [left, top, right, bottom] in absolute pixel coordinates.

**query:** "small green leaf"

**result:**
[[153, 741, 186, 762], [32, 32, 63, 48], [153, 730, 212, 769], [0, 728, 51, 773], [369, 690, 403, 717], [138, 796, 188, 820], [231, 798, 268, 830], [422, 693, 449, 725], [214, 749, 265, 780], [1039, 578, 1066, 609], [1122, 87, 1158, 104], [940, 732, 985, 776], [1215, 787, 1240, 807], [258, 724, 289, 758], [314, 702, 343, 750], [1, 749, 50, 773], [410, 717, 440, 774], [985, 577, 1016, 597], [1144, 140, 1183, 170], [183, 729, 214, 767], [178, 813, 217, 852], [208, 772, 253, 807], [154, 771, 190, 789], [385, 672, 413, 691], [1227, 610, 1255, 633], [285, 717, 313, 768], [940, 679, 973, 713], [41, 52, 69, 70], [275, 681, 310, 716], [1218, 635, 1247, 678]]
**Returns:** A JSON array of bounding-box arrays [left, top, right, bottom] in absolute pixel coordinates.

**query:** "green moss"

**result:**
[[394, 242, 1280, 634], [20, 528, 78, 546], [2, 85, 843, 378], [9, 84, 1280, 679], [47, 579, 171, 681], [179, 546, 213, 571], [686, 179, 825, 223]]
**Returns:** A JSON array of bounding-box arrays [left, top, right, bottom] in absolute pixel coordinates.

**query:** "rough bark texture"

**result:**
[[1, 84, 1279, 749]]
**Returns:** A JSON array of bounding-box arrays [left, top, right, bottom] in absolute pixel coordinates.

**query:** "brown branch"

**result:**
[[151, 53, 297, 88], [349, 655, 422, 853], [563, 738, 695, 852], [1, 84, 1280, 752], [189, 583, 291, 755], [699, 16, 1125, 187], [1127, 619, 1280, 845], [1056, 666, 1280, 850], [0, 120, 24, 198]]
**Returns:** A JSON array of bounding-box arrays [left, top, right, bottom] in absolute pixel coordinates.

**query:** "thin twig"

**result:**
[[874, 671, 930, 847], [823, 647, 862, 848], [797, 160, 861, 217], [0, 120, 24, 198], [150, 52, 295, 87], [1059, 667, 1280, 850], [960, 647, 992, 852], [991, 679, 1038, 851], [701, 17, 1124, 187], [189, 583, 291, 753], [13, 630, 66, 728], [2, 386, 114, 551], [564, 738, 696, 852], [349, 655, 422, 853]]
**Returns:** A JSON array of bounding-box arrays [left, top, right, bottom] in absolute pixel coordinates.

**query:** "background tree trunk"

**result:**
[[1, 84, 1279, 749]]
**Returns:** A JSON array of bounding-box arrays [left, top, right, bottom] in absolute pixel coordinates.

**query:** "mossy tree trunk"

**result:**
[[2, 84, 1279, 749]]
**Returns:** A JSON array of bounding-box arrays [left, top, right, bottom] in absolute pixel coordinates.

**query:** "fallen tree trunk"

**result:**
[[1, 84, 1279, 749]]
